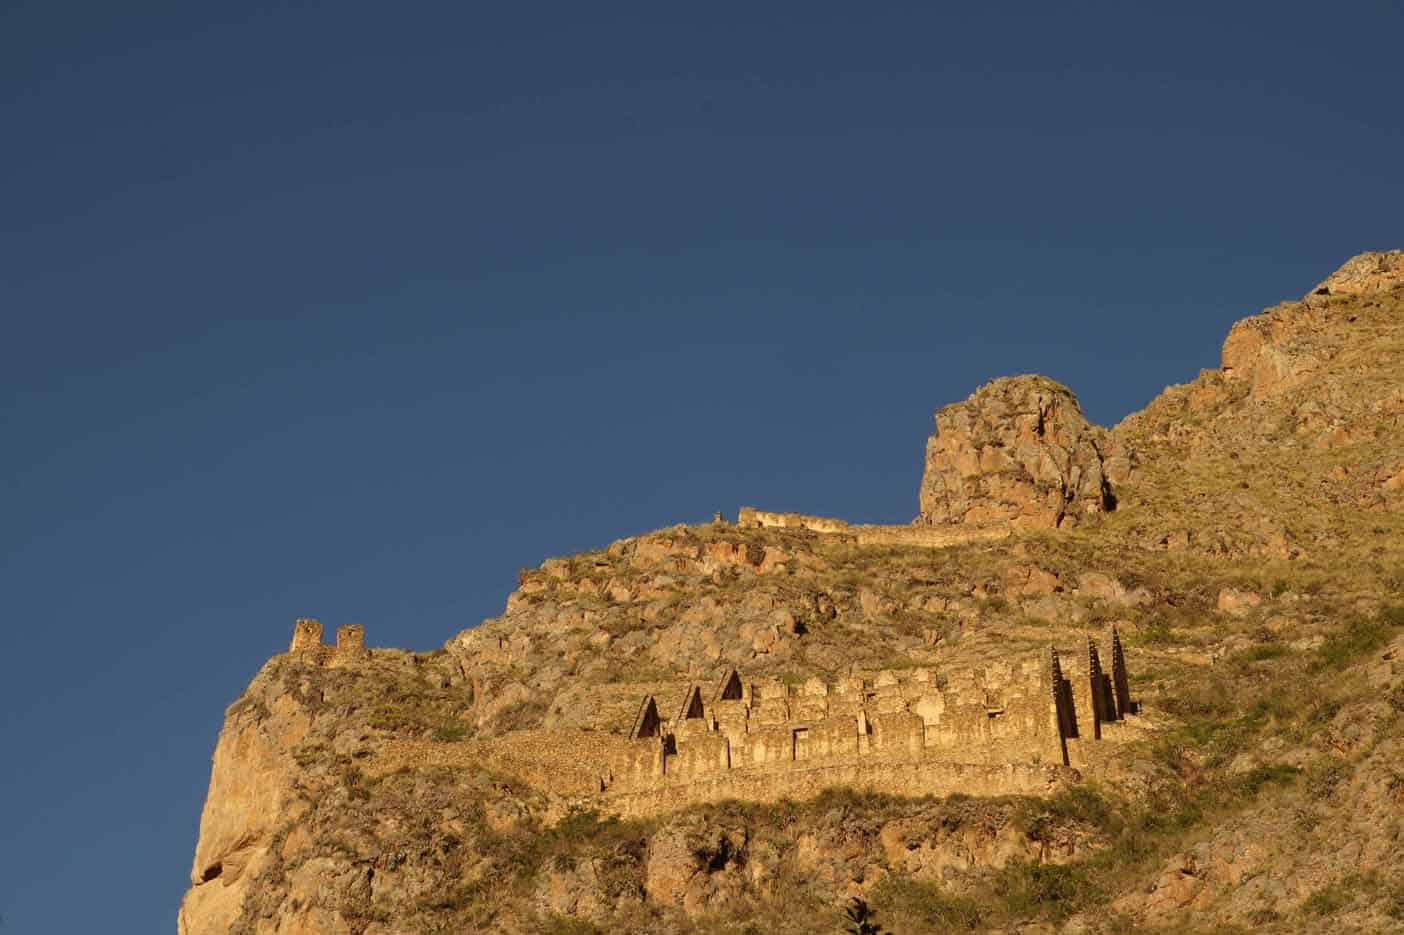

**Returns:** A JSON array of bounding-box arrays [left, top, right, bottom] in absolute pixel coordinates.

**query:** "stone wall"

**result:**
[[361, 626, 1141, 818], [593, 758, 1071, 819], [851, 523, 1012, 548], [335, 624, 367, 660], [736, 506, 1013, 550], [572, 630, 1139, 813], [737, 507, 850, 534], [290, 618, 324, 652]]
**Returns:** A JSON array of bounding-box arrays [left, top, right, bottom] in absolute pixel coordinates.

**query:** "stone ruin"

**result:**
[[281, 618, 1142, 814], [735, 506, 1013, 549], [589, 627, 1140, 811], [287, 618, 369, 665], [1046, 627, 1136, 767], [737, 507, 851, 534]]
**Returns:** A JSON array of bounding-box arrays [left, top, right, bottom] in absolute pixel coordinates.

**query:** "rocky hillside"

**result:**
[[180, 251, 1404, 935]]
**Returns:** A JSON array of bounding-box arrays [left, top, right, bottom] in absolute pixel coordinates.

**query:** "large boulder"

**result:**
[[644, 817, 749, 916], [916, 375, 1123, 530]]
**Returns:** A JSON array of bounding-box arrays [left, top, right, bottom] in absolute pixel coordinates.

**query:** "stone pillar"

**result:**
[[1045, 646, 1071, 767], [336, 624, 367, 659], [654, 737, 667, 777], [1107, 625, 1132, 717], [1065, 651, 1090, 740], [290, 618, 324, 653], [1087, 638, 1105, 740]]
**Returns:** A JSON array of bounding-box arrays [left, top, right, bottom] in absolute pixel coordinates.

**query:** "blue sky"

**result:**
[[1, 2, 1401, 931]]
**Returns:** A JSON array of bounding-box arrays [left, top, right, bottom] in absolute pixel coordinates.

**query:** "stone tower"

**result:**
[[290, 618, 324, 652]]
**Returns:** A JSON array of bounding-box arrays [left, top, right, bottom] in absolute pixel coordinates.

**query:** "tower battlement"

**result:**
[[335, 624, 367, 658], [290, 618, 324, 653], [287, 619, 370, 665]]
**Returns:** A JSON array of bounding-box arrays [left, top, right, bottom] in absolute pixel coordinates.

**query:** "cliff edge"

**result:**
[[181, 252, 1404, 935]]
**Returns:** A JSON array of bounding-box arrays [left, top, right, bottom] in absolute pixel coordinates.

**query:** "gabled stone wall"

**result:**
[[591, 629, 1139, 813], [327, 621, 1143, 817]]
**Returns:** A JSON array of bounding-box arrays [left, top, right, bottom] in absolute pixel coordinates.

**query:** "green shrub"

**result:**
[[842, 896, 884, 934], [1015, 784, 1115, 841], [1238, 643, 1290, 663], [1233, 763, 1299, 797], [433, 721, 472, 742], [991, 860, 1098, 921], [1140, 613, 1178, 645], [870, 876, 983, 930], [811, 786, 902, 814], [1313, 605, 1404, 671], [538, 914, 600, 935], [1300, 875, 1375, 916], [1388, 878, 1404, 920]]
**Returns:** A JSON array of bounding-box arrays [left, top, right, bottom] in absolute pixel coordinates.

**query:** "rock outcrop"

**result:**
[[1309, 249, 1404, 297], [178, 672, 312, 935], [1219, 250, 1404, 402], [916, 375, 1127, 529], [1219, 307, 1322, 402]]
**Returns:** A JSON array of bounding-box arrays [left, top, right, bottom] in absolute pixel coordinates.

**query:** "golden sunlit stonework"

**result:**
[[292, 619, 1143, 818]]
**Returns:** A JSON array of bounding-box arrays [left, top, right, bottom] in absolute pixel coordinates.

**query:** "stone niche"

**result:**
[[916, 375, 1129, 530]]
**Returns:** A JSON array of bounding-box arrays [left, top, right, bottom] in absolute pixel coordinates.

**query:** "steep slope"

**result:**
[[180, 251, 1404, 935]]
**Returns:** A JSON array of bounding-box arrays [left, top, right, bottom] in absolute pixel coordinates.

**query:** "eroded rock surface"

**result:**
[[1219, 251, 1404, 403], [1310, 249, 1404, 297], [916, 375, 1127, 529]]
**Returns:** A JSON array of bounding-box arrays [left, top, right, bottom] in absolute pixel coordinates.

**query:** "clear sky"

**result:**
[[1, 2, 1401, 931]]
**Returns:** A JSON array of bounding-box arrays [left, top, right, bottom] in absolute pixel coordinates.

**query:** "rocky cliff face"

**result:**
[[1310, 248, 1404, 297], [916, 376, 1129, 529], [182, 252, 1404, 935], [1219, 250, 1404, 404]]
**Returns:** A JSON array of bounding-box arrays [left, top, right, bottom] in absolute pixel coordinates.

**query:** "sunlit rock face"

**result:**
[[177, 250, 1404, 935], [916, 375, 1124, 530], [1220, 251, 1404, 402], [1309, 249, 1404, 297]]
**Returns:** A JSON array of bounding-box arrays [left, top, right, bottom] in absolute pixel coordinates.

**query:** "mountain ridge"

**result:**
[[180, 251, 1404, 935]]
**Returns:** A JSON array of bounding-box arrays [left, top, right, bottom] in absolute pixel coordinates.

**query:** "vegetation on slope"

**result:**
[[182, 255, 1404, 934]]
